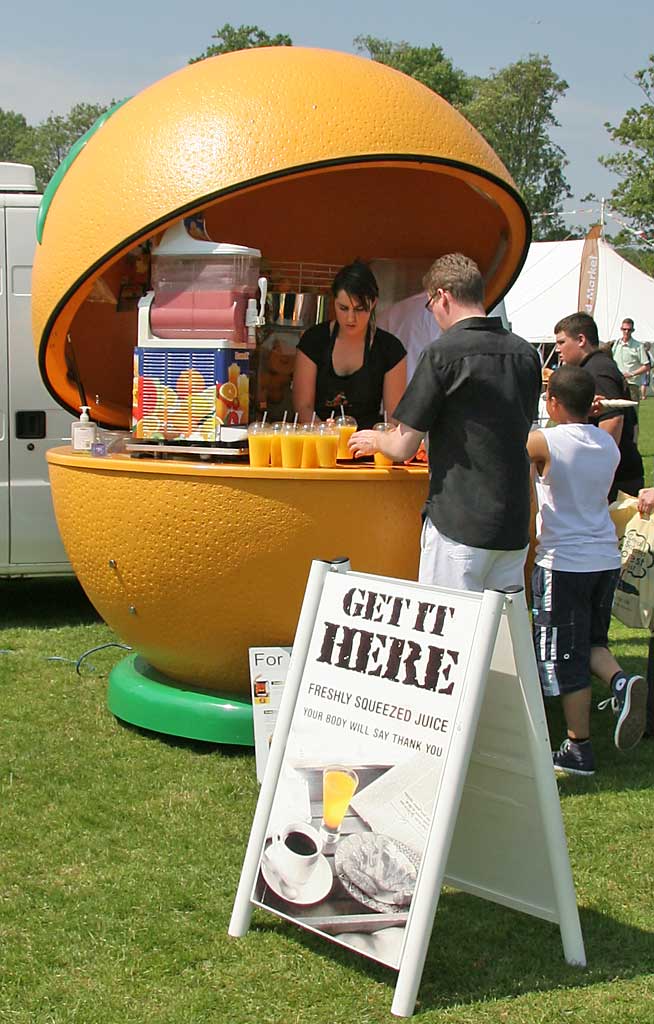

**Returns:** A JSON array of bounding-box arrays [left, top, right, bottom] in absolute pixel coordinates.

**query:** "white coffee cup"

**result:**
[[267, 821, 323, 889]]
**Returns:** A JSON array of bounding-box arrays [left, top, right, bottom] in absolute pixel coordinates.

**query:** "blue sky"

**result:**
[[3, 0, 652, 232]]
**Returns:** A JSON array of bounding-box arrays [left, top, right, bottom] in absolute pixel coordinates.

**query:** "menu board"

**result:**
[[249, 647, 292, 783], [250, 571, 482, 969]]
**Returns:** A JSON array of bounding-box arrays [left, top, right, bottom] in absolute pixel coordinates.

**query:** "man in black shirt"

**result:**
[[554, 312, 644, 501], [349, 253, 542, 592]]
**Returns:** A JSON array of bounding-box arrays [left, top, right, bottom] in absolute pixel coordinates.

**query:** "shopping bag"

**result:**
[[609, 491, 639, 545], [613, 512, 654, 630]]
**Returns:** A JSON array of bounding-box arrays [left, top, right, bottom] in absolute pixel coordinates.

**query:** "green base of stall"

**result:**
[[108, 653, 254, 746]]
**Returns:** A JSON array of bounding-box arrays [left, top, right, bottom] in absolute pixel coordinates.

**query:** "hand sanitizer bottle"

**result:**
[[71, 406, 97, 453]]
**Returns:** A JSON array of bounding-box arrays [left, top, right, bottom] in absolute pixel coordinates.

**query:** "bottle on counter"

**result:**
[[71, 406, 97, 453]]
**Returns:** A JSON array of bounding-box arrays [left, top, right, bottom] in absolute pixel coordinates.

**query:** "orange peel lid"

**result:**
[[32, 46, 530, 422]]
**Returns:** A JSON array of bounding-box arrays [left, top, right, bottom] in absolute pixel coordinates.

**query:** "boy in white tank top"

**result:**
[[528, 365, 647, 776]]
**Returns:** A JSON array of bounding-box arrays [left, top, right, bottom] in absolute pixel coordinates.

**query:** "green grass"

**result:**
[[2, 407, 654, 1022]]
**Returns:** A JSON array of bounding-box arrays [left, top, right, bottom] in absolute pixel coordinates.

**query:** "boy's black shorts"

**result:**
[[532, 564, 620, 697]]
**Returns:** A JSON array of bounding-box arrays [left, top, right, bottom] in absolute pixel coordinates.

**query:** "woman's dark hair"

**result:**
[[547, 365, 595, 419], [331, 261, 379, 310]]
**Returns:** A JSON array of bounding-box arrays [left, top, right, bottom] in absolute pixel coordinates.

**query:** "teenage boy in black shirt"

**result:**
[[554, 312, 644, 501], [349, 253, 541, 592]]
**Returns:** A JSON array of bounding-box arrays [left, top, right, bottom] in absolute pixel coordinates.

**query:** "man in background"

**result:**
[[612, 318, 649, 404], [377, 290, 441, 382]]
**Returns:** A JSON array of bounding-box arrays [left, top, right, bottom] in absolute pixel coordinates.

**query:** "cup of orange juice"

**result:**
[[269, 422, 284, 467], [300, 423, 319, 469], [315, 423, 339, 468], [320, 766, 359, 848], [247, 421, 272, 467], [373, 421, 394, 467], [280, 424, 304, 469], [335, 415, 357, 460]]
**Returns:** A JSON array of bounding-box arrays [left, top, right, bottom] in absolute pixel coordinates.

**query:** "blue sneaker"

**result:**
[[552, 738, 595, 777], [598, 675, 647, 751]]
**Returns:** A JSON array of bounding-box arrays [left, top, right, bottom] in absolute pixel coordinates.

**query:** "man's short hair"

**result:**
[[553, 312, 599, 347], [622, 317, 635, 329], [423, 253, 484, 306], [547, 365, 595, 419]]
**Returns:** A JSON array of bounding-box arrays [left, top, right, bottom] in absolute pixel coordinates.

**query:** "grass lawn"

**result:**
[[2, 408, 654, 1023]]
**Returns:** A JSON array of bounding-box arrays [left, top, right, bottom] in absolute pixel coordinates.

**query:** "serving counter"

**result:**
[[47, 447, 428, 742]]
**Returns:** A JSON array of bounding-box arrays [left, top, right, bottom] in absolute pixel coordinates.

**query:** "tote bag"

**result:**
[[613, 510, 654, 630]]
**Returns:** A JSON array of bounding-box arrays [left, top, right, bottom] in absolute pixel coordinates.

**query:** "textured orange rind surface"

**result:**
[[48, 449, 428, 691]]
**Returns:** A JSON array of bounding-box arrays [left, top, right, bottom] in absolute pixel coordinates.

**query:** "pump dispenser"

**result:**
[[245, 298, 258, 345], [71, 406, 97, 452]]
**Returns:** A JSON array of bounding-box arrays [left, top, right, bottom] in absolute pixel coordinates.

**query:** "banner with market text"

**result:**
[[251, 571, 482, 969], [578, 224, 601, 316]]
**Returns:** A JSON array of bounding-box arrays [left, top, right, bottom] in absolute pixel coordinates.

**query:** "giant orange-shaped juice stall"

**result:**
[[32, 47, 530, 743]]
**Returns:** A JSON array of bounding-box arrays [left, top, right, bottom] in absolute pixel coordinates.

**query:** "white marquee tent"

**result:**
[[504, 238, 654, 347]]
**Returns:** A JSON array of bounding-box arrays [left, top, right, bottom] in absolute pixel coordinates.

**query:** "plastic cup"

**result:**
[[248, 422, 272, 467], [373, 421, 394, 467], [280, 425, 304, 468], [335, 415, 358, 460], [300, 423, 319, 469], [269, 422, 284, 467], [315, 423, 339, 468]]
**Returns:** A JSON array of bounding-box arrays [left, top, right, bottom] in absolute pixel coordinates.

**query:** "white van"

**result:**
[[0, 162, 73, 576]]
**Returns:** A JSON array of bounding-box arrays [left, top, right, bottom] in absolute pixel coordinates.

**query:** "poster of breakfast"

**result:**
[[251, 571, 483, 969]]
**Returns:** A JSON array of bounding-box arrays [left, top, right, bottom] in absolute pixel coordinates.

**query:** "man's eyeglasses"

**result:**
[[425, 289, 443, 311]]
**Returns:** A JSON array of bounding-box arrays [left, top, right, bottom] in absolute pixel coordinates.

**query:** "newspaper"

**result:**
[[350, 753, 442, 856]]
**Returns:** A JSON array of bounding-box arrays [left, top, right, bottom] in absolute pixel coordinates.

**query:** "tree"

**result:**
[[462, 55, 571, 238], [190, 23, 293, 63], [12, 102, 113, 190], [608, 232, 654, 278], [354, 36, 472, 107], [0, 109, 29, 163], [600, 55, 654, 237]]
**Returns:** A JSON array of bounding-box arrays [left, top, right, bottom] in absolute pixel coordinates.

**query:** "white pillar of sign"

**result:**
[[391, 588, 585, 1017], [229, 561, 585, 1019]]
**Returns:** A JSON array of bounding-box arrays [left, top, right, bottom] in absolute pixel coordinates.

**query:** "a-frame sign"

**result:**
[[230, 559, 585, 1018]]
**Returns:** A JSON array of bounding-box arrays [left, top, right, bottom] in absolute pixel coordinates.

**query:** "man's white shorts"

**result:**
[[418, 517, 528, 594]]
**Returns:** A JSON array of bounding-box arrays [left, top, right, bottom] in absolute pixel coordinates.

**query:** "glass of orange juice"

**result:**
[[335, 415, 358, 460], [315, 422, 339, 468], [300, 423, 319, 469], [280, 424, 304, 468], [320, 766, 359, 848], [247, 421, 271, 467], [269, 422, 284, 467], [373, 421, 394, 467]]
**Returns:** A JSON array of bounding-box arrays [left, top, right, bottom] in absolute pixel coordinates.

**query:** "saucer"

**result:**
[[261, 852, 333, 906]]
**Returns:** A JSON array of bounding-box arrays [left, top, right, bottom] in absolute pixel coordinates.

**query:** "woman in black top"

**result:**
[[293, 261, 407, 430]]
